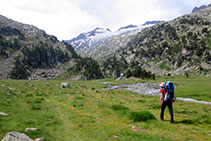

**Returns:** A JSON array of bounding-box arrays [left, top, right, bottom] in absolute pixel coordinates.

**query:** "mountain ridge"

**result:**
[[192, 3, 211, 13], [65, 21, 164, 57]]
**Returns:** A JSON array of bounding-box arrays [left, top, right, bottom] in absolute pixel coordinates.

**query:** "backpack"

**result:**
[[166, 81, 175, 101]]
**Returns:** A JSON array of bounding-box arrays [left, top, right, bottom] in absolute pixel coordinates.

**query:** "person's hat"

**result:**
[[160, 82, 165, 87]]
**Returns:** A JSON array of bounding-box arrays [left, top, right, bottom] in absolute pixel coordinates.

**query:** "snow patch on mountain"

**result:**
[[65, 21, 164, 55]]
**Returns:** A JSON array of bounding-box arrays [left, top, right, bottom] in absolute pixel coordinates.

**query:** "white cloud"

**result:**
[[0, 0, 210, 40]]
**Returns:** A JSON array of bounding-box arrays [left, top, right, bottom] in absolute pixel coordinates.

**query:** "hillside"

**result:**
[[102, 7, 211, 76], [0, 15, 79, 80]]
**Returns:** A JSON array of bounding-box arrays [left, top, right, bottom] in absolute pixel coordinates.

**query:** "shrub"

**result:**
[[111, 105, 129, 111], [138, 99, 145, 103], [130, 111, 156, 122]]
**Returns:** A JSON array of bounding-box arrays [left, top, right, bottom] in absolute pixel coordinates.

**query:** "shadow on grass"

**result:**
[[175, 119, 196, 124]]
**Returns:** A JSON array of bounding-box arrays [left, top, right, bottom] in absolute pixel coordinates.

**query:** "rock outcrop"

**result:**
[[0, 112, 8, 116], [2, 132, 33, 141], [61, 82, 70, 88]]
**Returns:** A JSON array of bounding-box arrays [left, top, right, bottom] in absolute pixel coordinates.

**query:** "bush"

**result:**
[[111, 105, 129, 111], [130, 111, 156, 122], [138, 99, 145, 103]]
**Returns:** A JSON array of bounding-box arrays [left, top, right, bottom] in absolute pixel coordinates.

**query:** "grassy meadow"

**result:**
[[0, 76, 211, 140]]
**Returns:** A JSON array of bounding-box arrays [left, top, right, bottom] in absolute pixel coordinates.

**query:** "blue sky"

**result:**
[[0, 0, 210, 40]]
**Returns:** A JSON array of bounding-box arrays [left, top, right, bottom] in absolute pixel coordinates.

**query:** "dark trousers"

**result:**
[[160, 100, 174, 123]]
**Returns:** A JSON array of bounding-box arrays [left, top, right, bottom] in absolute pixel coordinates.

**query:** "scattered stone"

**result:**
[[7, 87, 15, 91], [132, 125, 149, 132], [2, 131, 33, 141], [29, 68, 64, 80], [35, 138, 44, 141], [24, 82, 28, 85], [0, 112, 8, 116], [61, 82, 70, 88], [6, 99, 11, 102], [0, 84, 5, 87], [132, 126, 138, 131], [30, 84, 34, 87], [100, 82, 111, 84], [113, 135, 119, 139], [208, 133, 211, 136], [180, 126, 186, 129], [81, 85, 87, 88], [25, 128, 40, 132], [44, 82, 50, 86], [7, 90, 11, 96]]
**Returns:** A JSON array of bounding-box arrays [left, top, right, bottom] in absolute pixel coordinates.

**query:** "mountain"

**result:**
[[87, 21, 165, 59], [102, 7, 211, 76], [143, 20, 165, 26], [65, 28, 112, 56], [0, 15, 79, 80], [192, 3, 211, 13], [65, 21, 164, 57], [117, 25, 138, 31]]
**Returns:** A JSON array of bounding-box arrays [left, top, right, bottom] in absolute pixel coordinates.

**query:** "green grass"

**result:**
[[130, 111, 156, 122], [0, 77, 211, 140]]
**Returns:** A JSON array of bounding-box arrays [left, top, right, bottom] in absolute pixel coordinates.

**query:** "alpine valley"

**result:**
[[0, 5, 211, 80]]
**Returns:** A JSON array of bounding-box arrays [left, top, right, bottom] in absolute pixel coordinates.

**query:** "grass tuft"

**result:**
[[130, 111, 156, 122], [111, 104, 129, 111]]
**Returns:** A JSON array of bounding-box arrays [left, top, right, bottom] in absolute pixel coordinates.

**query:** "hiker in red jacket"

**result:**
[[159, 82, 174, 124]]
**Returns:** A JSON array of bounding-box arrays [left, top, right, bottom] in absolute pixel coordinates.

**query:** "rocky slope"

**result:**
[[0, 15, 79, 80], [108, 7, 211, 76]]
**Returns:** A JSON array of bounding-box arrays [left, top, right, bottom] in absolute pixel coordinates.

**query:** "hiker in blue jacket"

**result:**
[[160, 81, 175, 124]]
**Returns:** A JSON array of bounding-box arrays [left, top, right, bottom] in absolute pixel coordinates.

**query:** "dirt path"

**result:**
[[103, 83, 211, 105]]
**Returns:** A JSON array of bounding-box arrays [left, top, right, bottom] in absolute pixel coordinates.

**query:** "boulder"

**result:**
[[7, 87, 15, 90], [61, 82, 70, 88], [2, 131, 33, 141], [35, 138, 44, 141], [0, 112, 8, 116], [25, 128, 40, 132]]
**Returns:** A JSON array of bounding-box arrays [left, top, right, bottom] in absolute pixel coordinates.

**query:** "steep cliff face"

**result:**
[[0, 15, 79, 79]]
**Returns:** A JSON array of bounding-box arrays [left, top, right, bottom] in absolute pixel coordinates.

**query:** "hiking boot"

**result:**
[[170, 121, 174, 124]]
